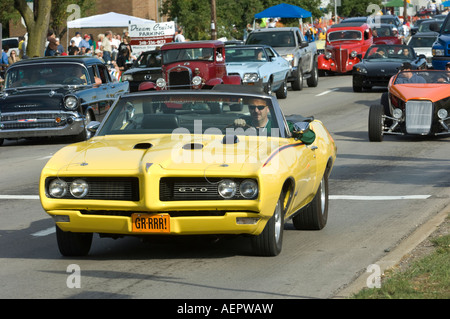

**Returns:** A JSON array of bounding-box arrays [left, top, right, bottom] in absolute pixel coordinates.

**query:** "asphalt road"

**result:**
[[1, 74, 449, 300]]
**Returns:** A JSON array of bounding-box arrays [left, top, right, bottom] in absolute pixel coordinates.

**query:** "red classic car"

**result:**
[[139, 40, 241, 91], [318, 22, 373, 75]]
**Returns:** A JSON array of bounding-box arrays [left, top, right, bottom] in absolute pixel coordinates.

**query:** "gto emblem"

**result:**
[[178, 187, 208, 192]]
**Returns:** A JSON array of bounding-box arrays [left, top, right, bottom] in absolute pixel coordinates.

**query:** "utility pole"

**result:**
[[211, 0, 217, 40]]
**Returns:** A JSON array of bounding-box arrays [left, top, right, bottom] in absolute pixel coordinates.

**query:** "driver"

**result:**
[[65, 67, 87, 85], [396, 62, 426, 84], [234, 97, 272, 134]]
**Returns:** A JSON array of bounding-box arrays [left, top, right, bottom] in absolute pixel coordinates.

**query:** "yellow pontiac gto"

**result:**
[[40, 86, 337, 256]]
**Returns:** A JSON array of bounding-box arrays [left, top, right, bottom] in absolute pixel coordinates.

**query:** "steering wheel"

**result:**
[[63, 77, 84, 85]]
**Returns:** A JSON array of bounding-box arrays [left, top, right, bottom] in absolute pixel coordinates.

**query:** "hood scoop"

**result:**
[[182, 143, 204, 150], [133, 142, 153, 150], [222, 135, 239, 144]]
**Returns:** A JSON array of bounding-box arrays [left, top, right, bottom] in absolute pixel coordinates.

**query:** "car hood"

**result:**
[[226, 62, 264, 75], [45, 135, 286, 175], [360, 60, 407, 74], [390, 84, 450, 102], [326, 42, 364, 51], [273, 47, 297, 56], [0, 86, 75, 112]]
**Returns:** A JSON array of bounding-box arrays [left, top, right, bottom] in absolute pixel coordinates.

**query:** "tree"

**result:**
[[329, 0, 383, 18], [14, 0, 52, 57]]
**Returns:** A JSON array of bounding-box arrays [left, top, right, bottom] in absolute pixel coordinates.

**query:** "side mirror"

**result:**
[[429, 22, 441, 32], [292, 121, 316, 145], [300, 41, 309, 48], [86, 121, 101, 135]]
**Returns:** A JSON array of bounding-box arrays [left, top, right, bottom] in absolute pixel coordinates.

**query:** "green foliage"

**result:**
[[328, 0, 383, 18], [161, 0, 324, 41]]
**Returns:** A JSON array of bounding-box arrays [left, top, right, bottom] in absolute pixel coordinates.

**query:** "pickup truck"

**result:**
[[431, 15, 450, 70], [245, 27, 319, 90]]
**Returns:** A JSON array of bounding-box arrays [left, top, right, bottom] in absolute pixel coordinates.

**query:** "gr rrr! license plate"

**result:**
[[132, 213, 170, 233]]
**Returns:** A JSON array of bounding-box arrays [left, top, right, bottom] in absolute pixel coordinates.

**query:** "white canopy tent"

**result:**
[[66, 12, 155, 47]]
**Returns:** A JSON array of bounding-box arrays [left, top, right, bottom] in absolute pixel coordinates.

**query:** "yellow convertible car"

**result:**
[[40, 86, 337, 256]]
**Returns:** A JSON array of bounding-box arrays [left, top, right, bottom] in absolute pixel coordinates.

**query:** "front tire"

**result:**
[[56, 225, 93, 256], [252, 195, 285, 256], [307, 62, 319, 87], [368, 104, 384, 142], [291, 65, 303, 91], [275, 76, 288, 99], [292, 174, 329, 230]]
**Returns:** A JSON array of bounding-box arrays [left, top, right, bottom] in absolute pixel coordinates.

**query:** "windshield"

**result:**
[[365, 45, 415, 60], [97, 94, 280, 137], [225, 47, 268, 62], [134, 51, 161, 68], [162, 47, 215, 64], [5, 63, 89, 88], [408, 36, 438, 47], [328, 30, 362, 41], [394, 70, 450, 84], [419, 21, 443, 33], [373, 26, 396, 37], [246, 31, 295, 48]]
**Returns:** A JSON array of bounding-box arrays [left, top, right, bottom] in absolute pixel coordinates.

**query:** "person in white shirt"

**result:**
[[175, 29, 186, 42], [70, 32, 82, 47]]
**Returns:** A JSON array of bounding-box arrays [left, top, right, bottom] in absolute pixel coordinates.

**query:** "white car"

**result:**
[[225, 45, 291, 99], [407, 32, 438, 67], [2, 37, 20, 57]]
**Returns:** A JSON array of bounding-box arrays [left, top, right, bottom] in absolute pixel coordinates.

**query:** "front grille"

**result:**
[[79, 210, 228, 217], [334, 48, 348, 73], [45, 177, 140, 201], [1, 112, 68, 130], [168, 69, 191, 89], [405, 100, 433, 134], [160, 177, 255, 201]]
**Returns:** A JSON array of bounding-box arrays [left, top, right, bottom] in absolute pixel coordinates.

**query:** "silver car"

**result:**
[[225, 45, 291, 99]]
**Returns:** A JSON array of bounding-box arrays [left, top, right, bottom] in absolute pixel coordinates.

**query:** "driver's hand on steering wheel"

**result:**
[[234, 119, 247, 127]]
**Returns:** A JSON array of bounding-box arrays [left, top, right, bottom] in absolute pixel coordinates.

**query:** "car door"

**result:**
[[296, 30, 312, 73]]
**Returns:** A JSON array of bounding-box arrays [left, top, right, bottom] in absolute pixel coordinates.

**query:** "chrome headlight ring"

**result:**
[[64, 95, 80, 111]]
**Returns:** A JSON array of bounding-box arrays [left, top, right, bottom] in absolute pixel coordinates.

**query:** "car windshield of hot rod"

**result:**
[[162, 47, 215, 64], [5, 64, 89, 88], [97, 94, 282, 136]]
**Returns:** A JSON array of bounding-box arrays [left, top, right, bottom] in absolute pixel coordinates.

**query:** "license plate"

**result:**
[[132, 213, 170, 233]]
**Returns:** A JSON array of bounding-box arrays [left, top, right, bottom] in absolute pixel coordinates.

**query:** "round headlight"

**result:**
[[393, 108, 403, 119], [156, 78, 166, 88], [218, 179, 237, 199], [49, 179, 68, 198], [192, 76, 202, 86], [325, 51, 332, 59], [239, 179, 258, 199], [64, 96, 79, 110], [350, 50, 358, 58], [437, 109, 448, 119], [122, 74, 133, 81], [70, 179, 89, 198]]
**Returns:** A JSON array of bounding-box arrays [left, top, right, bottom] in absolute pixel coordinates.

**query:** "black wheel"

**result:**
[[252, 194, 285, 256], [352, 76, 362, 92], [0, 138, 4, 146], [292, 174, 329, 230], [307, 61, 319, 87], [56, 225, 93, 256], [291, 65, 303, 91], [275, 76, 288, 99], [368, 104, 384, 142]]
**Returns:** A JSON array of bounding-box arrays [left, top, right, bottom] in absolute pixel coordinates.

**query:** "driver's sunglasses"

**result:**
[[249, 105, 267, 111]]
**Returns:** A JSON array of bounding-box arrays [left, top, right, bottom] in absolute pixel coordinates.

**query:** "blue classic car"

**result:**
[[225, 45, 291, 99], [0, 56, 129, 145]]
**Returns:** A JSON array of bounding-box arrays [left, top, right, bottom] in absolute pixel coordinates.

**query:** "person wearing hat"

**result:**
[[78, 34, 91, 50], [396, 62, 426, 84]]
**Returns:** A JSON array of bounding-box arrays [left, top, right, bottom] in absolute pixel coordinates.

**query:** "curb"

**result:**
[[333, 204, 450, 299]]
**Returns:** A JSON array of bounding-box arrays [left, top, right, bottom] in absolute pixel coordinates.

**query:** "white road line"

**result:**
[[0, 195, 40, 200], [32, 227, 55, 237], [36, 155, 53, 160], [316, 88, 338, 96], [330, 195, 431, 200]]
